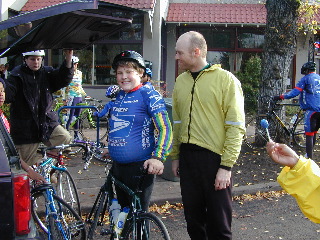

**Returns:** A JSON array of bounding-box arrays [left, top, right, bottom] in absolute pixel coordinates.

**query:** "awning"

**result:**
[[0, 0, 134, 57]]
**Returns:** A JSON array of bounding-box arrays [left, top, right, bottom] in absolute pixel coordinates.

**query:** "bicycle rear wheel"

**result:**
[[293, 117, 306, 148], [32, 192, 86, 240], [123, 212, 170, 240], [55, 170, 81, 216]]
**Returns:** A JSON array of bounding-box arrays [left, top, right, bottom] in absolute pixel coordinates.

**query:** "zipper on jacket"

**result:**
[[187, 71, 205, 142]]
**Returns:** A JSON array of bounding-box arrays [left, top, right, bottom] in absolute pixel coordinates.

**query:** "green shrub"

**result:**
[[0, 103, 10, 119], [236, 56, 261, 113]]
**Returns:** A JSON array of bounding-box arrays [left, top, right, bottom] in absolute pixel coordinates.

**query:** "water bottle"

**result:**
[[290, 114, 298, 124], [114, 207, 130, 235], [109, 199, 121, 225]]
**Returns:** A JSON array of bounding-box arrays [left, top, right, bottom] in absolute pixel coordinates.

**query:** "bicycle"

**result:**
[[86, 162, 171, 240], [38, 143, 90, 216], [31, 153, 86, 239], [58, 96, 108, 141], [243, 96, 305, 149]]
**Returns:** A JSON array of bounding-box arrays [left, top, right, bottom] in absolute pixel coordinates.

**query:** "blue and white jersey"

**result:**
[[108, 85, 172, 164], [283, 73, 320, 111]]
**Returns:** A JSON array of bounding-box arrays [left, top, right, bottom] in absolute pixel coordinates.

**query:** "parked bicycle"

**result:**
[[86, 161, 170, 240], [58, 96, 108, 141], [244, 96, 305, 149], [38, 143, 90, 216], [31, 152, 86, 239]]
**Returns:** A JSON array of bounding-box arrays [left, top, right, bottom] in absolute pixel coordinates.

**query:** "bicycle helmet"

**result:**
[[72, 56, 79, 63], [22, 50, 45, 57], [106, 85, 120, 98], [145, 68, 152, 78], [301, 61, 316, 74], [112, 50, 145, 70]]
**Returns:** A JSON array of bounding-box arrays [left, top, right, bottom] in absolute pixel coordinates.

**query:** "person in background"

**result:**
[[0, 77, 45, 182], [171, 31, 245, 239], [108, 50, 173, 212], [65, 56, 86, 140], [141, 67, 153, 86], [266, 141, 320, 223], [5, 49, 73, 167], [94, 85, 120, 119], [273, 62, 320, 159]]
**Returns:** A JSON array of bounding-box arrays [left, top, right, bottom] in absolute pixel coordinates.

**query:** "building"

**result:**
[[0, 0, 317, 96]]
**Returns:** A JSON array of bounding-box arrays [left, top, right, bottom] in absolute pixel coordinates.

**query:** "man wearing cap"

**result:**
[[5, 49, 74, 166]]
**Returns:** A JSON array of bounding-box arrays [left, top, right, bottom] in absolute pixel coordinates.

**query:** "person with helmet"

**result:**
[[94, 85, 120, 119], [108, 50, 172, 213], [141, 67, 153, 86], [65, 55, 86, 139], [4, 49, 74, 166], [273, 61, 320, 158]]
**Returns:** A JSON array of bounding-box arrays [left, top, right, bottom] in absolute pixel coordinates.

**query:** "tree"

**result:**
[[260, 0, 300, 111]]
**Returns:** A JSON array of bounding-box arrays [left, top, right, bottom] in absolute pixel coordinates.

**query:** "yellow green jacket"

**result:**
[[171, 64, 245, 168], [277, 156, 320, 223]]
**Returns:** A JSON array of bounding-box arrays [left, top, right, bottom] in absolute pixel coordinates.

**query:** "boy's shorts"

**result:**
[[16, 125, 71, 166]]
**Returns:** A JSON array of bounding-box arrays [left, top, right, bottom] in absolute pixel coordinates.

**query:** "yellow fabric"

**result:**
[[171, 64, 245, 168], [277, 156, 320, 223]]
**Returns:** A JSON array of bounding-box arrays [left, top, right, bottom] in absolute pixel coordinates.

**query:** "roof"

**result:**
[[166, 3, 266, 25], [21, 0, 155, 12]]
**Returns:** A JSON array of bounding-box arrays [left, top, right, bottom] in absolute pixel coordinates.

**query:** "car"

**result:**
[[0, 117, 40, 239]]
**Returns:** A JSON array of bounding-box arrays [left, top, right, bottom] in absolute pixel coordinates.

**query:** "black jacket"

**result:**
[[5, 62, 73, 145]]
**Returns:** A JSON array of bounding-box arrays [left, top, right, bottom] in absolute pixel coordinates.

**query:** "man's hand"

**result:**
[[143, 158, 164, 175], [214, 168, 231, 190], [64, 49, 73, 68], [172, 159, 180, 177]]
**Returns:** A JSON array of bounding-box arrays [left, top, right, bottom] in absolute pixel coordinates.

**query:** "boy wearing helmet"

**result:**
[[108, 50, 172, 212], [273, 61, 320, 158], [5, 49, 74, 166], [65, 56, 86, 139]]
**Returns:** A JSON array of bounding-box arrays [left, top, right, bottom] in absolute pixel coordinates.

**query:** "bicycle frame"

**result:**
[[87, 166, 145, 238], [58, 106, 101, 147], [34, 158, 70, 239]]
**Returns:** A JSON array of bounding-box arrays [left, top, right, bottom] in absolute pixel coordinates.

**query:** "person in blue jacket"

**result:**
[[94, 85, 120, 119], [274, 62, 320, 158], [109, 50, 173, 212]]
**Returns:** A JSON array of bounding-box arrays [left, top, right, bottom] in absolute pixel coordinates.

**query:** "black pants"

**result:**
[[179, 143, 232, 240], [112, 161, 155, 212]]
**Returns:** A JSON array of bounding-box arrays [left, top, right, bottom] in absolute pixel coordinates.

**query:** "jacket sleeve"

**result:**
[[48, 60, 74, 93], [151, 111, 173, 161], [4, 75, 19, 103], [170, 86, 181, 160], [221, 73, 246, 168], [277, 156, 320, 223], [283, 77, 305, 99]]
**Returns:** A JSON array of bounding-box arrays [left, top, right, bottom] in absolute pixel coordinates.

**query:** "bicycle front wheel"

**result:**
[[56, 170, 81, 216], [32, 192, 86, 240], [123, 212, 170, 240], [293, 117, 306, 148], [87, 189, 111, 240]]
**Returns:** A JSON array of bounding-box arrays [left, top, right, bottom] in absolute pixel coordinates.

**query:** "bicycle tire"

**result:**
[[55, 170, 81, 216], [293, 117, 306, 148], [87, 189, 110, 240], [32, 192, 86, 240], [49, 213, 66, 239], [122, 212, 170, 240], [244, 115, 279, 148]]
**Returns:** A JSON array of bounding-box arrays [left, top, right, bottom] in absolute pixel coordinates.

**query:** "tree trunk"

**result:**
[[258, 0, 300, 133]]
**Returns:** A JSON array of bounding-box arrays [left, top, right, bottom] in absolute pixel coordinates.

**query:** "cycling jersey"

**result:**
[[66, 69, 86, 97], [108, 85, 172, 164], [282, 72, 320, 111]]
